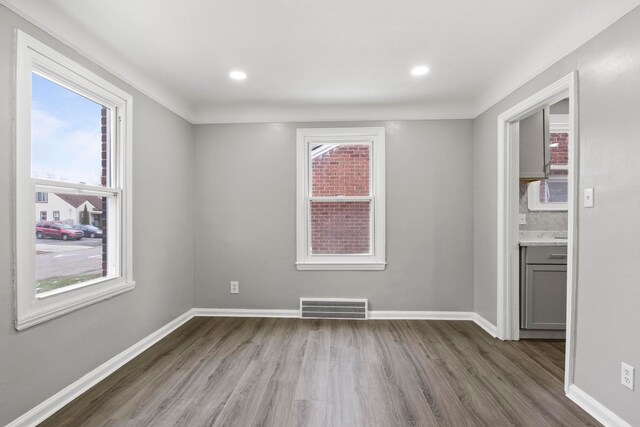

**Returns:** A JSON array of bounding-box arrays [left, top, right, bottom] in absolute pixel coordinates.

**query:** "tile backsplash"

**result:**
[[519, 182, 568, 231]]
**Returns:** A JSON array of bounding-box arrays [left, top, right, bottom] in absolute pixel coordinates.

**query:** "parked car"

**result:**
[[36, 221, 84, 241], [72, 224, 103, 238]]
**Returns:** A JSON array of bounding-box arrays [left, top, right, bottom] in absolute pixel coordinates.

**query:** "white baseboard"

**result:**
[[472, 313, 498, 337], [192, 308, 299, 318], [566, 384, 632, 427], [369, 310, 475, 320], [7, 309, 196, 427], [192, 308, 477, 321]]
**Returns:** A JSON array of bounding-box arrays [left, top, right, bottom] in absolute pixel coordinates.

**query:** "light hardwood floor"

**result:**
[[40, 317, 598, 426]]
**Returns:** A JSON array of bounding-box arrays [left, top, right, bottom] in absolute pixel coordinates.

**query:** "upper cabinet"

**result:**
[[519, 108, 550, 180]]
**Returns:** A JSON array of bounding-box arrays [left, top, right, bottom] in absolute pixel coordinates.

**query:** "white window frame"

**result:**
[[14, 30, 134, 330], [296, 127, 386, 270]]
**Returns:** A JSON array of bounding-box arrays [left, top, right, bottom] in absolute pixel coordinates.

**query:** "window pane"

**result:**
[[310, 201, 370, 255], [311, 144, 370, 196], [31, 73, 111, 187], [549, 132, 568, 178], [539, 179, 568, 204], [35, 191, 108, 294]]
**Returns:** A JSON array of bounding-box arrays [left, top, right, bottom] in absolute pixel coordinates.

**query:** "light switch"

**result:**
[[584, 188, 594, 208]]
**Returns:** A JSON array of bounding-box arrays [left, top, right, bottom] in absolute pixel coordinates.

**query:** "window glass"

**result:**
[[310, 201, 371, 255], [35, 191, 108, 295], [311, 143, 370, 197], [538, 179, 568, 204], [31, 73, 110, 186]]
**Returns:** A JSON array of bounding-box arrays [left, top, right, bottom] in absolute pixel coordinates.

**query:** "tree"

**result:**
[[81, 205, 90, 225]]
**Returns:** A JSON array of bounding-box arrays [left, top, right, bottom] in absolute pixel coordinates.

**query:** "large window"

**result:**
[[296, 127, 386, 270], [15, 31, 134, 330]]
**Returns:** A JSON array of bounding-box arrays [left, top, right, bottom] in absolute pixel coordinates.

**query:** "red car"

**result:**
[[36, 221, 84, 241]]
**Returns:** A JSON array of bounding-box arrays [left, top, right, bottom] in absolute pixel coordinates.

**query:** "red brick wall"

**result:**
[[311, 202, 370, 254], [312, 145, 369, 196], [550, 132, 568, 176], [310, 145, 370, 254]]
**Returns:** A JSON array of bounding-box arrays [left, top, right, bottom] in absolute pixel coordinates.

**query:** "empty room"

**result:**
[[1, 1, 639, 426]]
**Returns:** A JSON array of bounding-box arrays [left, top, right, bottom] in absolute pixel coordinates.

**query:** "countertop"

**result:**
[[519, 231, 568, 247]]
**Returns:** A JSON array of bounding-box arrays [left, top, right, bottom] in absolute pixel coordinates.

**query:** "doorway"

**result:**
[[496, 72, 578, 392]]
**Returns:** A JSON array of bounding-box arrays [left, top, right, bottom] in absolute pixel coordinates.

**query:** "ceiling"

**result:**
[[3, 0, 639, 124]]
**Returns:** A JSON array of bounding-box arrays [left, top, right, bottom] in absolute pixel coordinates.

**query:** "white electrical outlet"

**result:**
[[584, 188, 594, 208], [622, 362, 635, 390], [519, 214, 527, 225], [230, 281, 239, 294]]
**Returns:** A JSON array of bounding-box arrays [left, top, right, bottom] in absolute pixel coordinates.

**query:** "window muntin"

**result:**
[[296, 128, 385, 270], [15, 31, 134, 330]]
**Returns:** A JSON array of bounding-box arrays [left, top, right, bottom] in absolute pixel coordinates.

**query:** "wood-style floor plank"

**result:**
[[40, 318, 600, 427]]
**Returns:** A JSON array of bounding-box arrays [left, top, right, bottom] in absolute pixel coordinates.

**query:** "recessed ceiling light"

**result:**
[[229, 70, 247, 81], [411, 65, 430, 77]]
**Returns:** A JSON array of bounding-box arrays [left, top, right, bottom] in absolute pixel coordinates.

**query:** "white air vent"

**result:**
[[300, 298, 368, 320]]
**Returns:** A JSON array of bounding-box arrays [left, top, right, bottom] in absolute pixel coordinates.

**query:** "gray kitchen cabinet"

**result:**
[[519, 108, 550, 179], [520, 246, 567, 330]]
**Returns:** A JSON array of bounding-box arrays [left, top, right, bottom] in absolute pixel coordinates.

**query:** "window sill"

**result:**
[[15, 278, 135, 331], [296, 262, 386, 271]]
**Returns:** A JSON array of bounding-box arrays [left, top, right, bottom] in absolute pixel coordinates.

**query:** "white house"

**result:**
[[35, 192, 103, 226]]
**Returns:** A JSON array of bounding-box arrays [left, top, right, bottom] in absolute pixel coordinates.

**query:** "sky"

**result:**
[[31, 73, 105, 186]]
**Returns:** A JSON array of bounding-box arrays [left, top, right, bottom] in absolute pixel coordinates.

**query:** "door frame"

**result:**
[[496, 72, 578, 392]]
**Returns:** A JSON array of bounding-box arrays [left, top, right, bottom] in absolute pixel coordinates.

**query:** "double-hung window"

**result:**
[[296, 127, 386, 270], [14, 31, 134, 330]]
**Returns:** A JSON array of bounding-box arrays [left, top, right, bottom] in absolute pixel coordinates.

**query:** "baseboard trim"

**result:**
[[192, 308, 477, 321], [566, 384, 632, 427], [472, 313, 498, 337], [192, 308, 300, 318], [368, 310, 475, 320], [6, 309, 196, 427]]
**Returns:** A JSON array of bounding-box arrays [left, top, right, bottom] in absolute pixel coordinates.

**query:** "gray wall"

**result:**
[[194, 120, 474, 312], [474, 6, 640, 425], [0, 5, 194, 425]]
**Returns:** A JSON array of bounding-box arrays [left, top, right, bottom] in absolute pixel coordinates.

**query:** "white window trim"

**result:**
[[14, 30, 134, 330], [296, 127, 386, 271], [527, 179, 568, 211]]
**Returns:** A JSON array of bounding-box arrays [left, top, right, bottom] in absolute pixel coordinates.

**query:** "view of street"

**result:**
[[36, 238, 104, 293]]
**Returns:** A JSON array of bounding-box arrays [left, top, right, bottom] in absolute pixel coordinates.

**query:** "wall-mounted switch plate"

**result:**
[[622, 362, 635, 390], [518, 214, 527, 225], [230, 281, 239, 294], [584, 188, 594, 208]]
